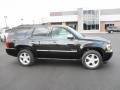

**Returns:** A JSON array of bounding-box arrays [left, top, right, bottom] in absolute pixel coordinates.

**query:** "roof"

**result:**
[[50, 8, 120, 16]]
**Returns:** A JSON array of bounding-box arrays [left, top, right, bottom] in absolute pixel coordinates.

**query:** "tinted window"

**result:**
[[52, 27, 72, 39], [15, 29, 32, 39], [33, 27, 50, 36]]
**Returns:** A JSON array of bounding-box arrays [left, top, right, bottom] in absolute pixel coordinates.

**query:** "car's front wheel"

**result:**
[[17, 49, 35, 66], [82, 50, 102, 69], [108, 30, 113, 33]]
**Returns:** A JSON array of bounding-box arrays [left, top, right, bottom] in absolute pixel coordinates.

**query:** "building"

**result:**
[[42, 8, 120, 33]]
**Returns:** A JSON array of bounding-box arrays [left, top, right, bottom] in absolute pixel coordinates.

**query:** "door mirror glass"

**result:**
[[67, 34, 74, 39]]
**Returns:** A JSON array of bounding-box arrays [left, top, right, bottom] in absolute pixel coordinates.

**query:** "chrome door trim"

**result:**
[[36, 49, 77, 53]]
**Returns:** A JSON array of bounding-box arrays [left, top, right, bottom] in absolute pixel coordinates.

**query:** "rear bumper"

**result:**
[[6, 48, 17, 57], [103, 52, 113, 61]]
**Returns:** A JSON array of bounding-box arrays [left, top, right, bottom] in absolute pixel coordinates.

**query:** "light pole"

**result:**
[[32, 20, 35, 25], [4, 16, 8, 28]]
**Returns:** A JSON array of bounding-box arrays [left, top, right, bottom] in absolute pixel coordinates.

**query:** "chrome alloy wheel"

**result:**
[[85, 54, 100, 68], [19, 52, 31, 65]]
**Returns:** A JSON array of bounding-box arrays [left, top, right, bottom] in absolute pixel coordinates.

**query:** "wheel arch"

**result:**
[[15, 45, 34, 55], [81, 47, 105, 59]]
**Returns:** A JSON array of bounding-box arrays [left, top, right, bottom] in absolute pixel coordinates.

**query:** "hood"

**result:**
[[84, 36, 110, 43]]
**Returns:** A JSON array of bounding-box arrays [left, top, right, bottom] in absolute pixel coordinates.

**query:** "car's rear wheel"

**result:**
[[82, 50, 102, 69], [17, 49, 35, 66]]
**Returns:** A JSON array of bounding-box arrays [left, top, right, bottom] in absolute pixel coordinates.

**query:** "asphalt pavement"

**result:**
[[0, 33, 120, 90]]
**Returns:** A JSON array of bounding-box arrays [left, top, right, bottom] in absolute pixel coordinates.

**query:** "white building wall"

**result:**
[[42, 15, 78, 23], [100, 15, 120, 21]]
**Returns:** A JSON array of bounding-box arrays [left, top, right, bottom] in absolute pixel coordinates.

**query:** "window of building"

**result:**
[[105, 24, 114, 30], [51, 22, 62, 25], [66, 22, 77, 30], [83, 10, 99, 30]]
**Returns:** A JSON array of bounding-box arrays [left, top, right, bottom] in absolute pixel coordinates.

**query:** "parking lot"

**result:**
[[0, 33, 120, 90]]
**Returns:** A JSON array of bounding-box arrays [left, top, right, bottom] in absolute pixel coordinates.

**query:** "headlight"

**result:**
[[106, 43, 112, 52]]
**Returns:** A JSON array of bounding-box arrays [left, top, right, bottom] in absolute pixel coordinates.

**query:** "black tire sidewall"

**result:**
[[110, 31, 113, 33], [17, 49, 34, 66], [82, 50, 102, 69]]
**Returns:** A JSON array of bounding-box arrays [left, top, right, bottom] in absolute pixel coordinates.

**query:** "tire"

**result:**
[[82, 50, 102, 70], [17, 49, 35, 66], [108, 31, 110, 33], [110, 31, 113, 33], [108, 30, 113, 33]]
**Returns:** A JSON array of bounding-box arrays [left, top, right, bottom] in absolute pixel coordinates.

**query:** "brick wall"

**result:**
[[100, 21, 106, 32], [100, 21, 120, 32]]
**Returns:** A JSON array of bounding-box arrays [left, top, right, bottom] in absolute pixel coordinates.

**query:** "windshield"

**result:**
[[66, 26, 84, 39]]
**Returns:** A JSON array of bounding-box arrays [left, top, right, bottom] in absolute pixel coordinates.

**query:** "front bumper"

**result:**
[[103, 52, 113, 61]]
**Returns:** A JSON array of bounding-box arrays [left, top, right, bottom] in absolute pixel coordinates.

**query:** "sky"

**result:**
[[0, 0, 120, 28]]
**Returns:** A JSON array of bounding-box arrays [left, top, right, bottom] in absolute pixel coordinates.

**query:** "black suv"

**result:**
[[6, 25, 113, 69]]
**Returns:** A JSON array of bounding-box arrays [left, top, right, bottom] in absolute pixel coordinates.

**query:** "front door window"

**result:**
[[51, 27, 72, 39]]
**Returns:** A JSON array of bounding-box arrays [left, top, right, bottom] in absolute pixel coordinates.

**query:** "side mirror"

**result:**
[[67, 34, 74, 40]]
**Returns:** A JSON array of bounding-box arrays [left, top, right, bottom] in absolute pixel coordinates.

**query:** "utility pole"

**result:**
[[4, 16, 8, 28]]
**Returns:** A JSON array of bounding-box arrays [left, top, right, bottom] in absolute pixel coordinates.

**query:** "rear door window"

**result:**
[[32, 27, 50, 37], [15, 29, 32, 39]]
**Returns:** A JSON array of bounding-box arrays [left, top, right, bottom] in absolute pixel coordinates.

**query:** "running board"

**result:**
[[37, 58, 80, 61]]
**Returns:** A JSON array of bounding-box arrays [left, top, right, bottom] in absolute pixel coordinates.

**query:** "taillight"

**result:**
[[5, 36, 10, 48]]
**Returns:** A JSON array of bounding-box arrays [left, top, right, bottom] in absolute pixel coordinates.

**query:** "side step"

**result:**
[[37, 58, 80, 61]]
